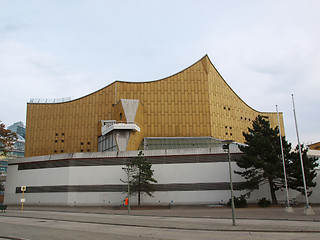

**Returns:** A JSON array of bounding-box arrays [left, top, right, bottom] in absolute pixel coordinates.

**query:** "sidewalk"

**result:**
[[2, 205, 320, 233], [5, 204, 320, 220]]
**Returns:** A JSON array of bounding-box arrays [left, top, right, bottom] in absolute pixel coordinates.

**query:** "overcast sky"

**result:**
[[1, 0, 319, 146]]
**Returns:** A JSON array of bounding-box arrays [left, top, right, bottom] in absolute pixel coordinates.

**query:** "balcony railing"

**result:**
[[101, 121, 140, 136]]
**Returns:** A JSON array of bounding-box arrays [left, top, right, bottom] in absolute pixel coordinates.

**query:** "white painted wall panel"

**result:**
[[4, 152, 320, 206], [67, 166, 126, 185]]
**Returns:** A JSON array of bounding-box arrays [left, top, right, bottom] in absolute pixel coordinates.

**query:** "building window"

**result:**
[[81, 142, 84, 145], [62, 133, 65, 136], [61, 150, 64, 153], [61, 140, 64, 143], [55, 133, 58, 136], [120, 112, 123, 120], [54, 150, 57, 153], [98, 133, 117, 152], [87, 142, 90, 145], [55, 140, 58, 143], [80, 149, 83, 152]]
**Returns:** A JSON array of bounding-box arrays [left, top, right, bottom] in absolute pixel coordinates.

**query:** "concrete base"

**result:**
[[285, 206, 294, 213], [304, 206, 315, 215]]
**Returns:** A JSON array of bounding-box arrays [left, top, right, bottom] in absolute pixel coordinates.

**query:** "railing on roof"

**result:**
[[29, 97, 72, 103]]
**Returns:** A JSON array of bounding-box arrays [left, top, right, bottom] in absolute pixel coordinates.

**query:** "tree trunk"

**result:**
[[268, 179, 278, 205]]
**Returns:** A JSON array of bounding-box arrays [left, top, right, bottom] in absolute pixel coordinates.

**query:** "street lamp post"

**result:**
[[127, 168, 130, 214], [222, 140, 236, 226], [122, 167, 130, 214]]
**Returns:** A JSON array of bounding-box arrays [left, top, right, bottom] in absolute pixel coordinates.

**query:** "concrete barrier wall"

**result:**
[[4, 150, 319, 206]]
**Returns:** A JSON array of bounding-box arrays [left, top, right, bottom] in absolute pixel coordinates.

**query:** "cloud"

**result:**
[[0, 23, 27, 33], [0, 0, 319, 145], [0, 40, 103, 126]]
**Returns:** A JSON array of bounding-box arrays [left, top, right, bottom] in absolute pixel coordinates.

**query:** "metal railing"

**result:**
[[29, 97, 72, 103]]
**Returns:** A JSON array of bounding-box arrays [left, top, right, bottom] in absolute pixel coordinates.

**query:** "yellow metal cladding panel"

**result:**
[[206, 55, 285, 143], [25, 55, 285, 157], [25, 83, 116, 157], [116, 59, 211, 138], [113, 101, 127, 123], [309, 142, 320, 150]]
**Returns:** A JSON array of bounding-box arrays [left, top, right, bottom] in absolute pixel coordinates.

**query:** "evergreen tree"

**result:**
[[287, 145, 318, 196], [122, 151, 157, 206], [235, 115, 291, 204]]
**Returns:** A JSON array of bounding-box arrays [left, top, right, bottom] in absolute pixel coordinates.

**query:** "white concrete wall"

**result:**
[[4, 152, 320, 206], [4, 160, 252, 206], [5, 165, 69, 205]]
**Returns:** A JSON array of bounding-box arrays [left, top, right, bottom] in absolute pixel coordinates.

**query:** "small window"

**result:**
[[245, 118, 247, 120], [62, 133, 65, 136], [248, 118, 251, 121], [230, 126, 232, 129], [87, 149, 90, 152], [80, 149, 83, 152], [87, 142, 90, 145], [241, 117, 243, 120], [55, 140, 58, 143], [225, 126, 228, 128], [226, 132, 228, 135], [230, 133, 233, 136], [61, 150, 64, 153], [54, 150, 57, 153], [61, 140, 64, 143], [119, 112, 122, 120], [81, 142, 84, 145], [228, 108, 230, 111], [224, 107, 226, 110], [55, 133, 58, 136]]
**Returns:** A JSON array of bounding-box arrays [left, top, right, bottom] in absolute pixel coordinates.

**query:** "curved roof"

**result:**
[[27, 55, 278, 115]]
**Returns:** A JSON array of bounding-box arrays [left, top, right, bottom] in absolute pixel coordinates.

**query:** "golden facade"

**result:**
[[25, 55, 284, 157], [309, 142, 320, 150]]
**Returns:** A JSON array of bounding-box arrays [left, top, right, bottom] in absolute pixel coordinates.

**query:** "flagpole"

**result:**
[[291, 94, 314, 215], [276, 105, 293, 213]]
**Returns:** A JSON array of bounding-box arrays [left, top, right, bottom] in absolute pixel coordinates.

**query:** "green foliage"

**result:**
[[227, 196, 248, 208], [235, 115, 318, 205], [287, 145, 318, 196], [235, 115, 291, 205], [258, 197, 271, 207], [122, 151, 158, 206], [0, 121, 17, 156]]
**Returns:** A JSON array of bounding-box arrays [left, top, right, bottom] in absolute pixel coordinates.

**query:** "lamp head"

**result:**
[[222, 140, 234, 145]]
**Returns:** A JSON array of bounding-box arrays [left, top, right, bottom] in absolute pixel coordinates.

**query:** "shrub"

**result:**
[[228, 196, 248, 208], [258, 197, 271, 207]]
